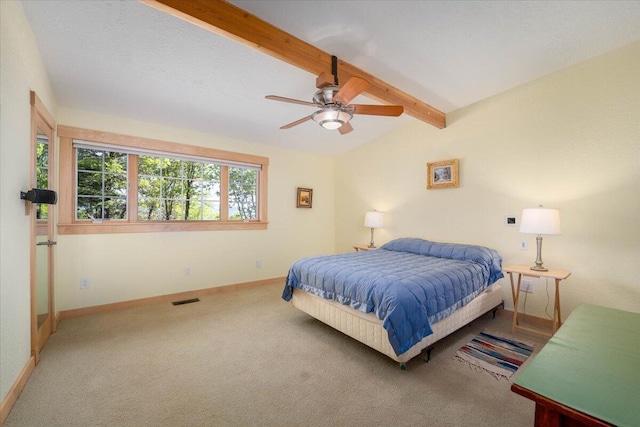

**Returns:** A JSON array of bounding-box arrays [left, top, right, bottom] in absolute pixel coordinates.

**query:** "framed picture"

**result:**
[[296, 187, 313, 208], [427, 159, 459, 189]]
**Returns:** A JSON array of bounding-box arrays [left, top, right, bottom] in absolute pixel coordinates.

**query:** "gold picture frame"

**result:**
[[296, 187, 313, 208], [427, 159, 459, 189]]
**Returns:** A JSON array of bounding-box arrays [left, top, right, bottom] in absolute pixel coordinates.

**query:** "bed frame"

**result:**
[[290, 283, 504, 369]]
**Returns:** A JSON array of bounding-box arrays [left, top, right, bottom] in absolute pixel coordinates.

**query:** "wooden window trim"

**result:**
[[57, 125, 269, 235], [220, 165, 229, 222]]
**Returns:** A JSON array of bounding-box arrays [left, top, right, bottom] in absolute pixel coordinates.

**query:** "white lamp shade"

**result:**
[[520, 207, 561, 235], [364, 211, 383, 228]]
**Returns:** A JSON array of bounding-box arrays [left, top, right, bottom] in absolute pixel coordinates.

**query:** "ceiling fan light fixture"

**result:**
[[311, 108, 353, 130]]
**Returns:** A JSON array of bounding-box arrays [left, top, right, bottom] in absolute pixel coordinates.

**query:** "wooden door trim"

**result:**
[[29, 91, 56, 363]]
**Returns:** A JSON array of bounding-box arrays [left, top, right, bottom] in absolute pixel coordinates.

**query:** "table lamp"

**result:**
[[520, 205, 561, 271], [364, 211, 383, 248]]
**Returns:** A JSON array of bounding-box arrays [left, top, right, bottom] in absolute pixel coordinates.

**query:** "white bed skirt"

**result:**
[[290, 284, 503, 364]]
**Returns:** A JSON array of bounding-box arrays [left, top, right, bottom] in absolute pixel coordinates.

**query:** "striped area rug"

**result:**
[[455, 330, 534, 380]]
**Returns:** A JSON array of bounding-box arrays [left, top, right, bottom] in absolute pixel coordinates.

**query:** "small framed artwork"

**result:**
[[427, 159, 459, 189], [296, 187, 313, 208]]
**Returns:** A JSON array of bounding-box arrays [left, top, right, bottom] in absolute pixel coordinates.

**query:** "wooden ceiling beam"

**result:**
[[141, 0, 446, 129]]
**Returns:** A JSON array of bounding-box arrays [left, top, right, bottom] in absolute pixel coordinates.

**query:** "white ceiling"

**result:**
[[21, 1, 640, 156]]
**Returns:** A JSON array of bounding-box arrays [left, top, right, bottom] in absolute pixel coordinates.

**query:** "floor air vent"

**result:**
[[171, 298, 200, 306]]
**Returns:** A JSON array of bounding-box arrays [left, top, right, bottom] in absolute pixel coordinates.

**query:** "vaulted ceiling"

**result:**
[[21, 1, 640, 156]]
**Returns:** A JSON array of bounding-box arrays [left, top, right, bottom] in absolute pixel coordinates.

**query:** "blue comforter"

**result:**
[[283, 238, 503, 356]]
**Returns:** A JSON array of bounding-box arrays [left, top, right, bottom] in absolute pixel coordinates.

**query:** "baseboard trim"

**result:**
[[0, 356, 35, 425], [59, 276, 286, 319]]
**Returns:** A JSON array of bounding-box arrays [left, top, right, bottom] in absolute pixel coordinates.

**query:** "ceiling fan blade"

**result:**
[[280, 115, 312, 129], [338, 122, 353, 135], [352, 104, 404, 117], [334, 77, 370, 105], [265, 95, 317, 107]]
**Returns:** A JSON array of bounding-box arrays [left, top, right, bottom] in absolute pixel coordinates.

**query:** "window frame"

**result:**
[[57, 125, 269, 234]]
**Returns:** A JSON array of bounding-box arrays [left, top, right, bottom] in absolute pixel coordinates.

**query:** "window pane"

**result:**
[[202, 201, 220, 220], [104, 152, 127, 173], [36, 141, 48, 168], [104, 174, 127, 197], [104, 197, 127, 219], [162, 177, 183, 199], [36, 167, 48, 189], [77, 148, 103, 171], [138, 198, 161, 221], [183, 161, 203, 178], [77, 197, 102, 219], [228, 167, 257, 220], [36, 140, 49, 220], [203, 163, 220, 181], [161, 158, 182, 178], [161, 199, 183, 220], [185, 199, 201, 221], [78, 171, 103, 196], [138, 155, 161, 176], [138, 176, 161, 198], [37, 204, 48, 220], [183, 162, 203, 202]]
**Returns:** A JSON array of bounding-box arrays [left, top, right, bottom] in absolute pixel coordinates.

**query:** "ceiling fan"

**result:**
[[265, 56, 404, 135]]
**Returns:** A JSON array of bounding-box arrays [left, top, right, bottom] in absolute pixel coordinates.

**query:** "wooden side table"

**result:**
[[503, 264, 571, 337], [353, 245, 377, 252]]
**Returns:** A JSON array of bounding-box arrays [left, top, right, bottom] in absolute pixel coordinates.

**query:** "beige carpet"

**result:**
[[5, 283, 548, 426]]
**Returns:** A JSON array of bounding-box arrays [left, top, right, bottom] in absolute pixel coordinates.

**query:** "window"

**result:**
[[57, 126, 269, 234], [76, 148, 128, 220], [35, 133, 49, 220], [228, 167, 258, 220], [137, 155, 221, 221]]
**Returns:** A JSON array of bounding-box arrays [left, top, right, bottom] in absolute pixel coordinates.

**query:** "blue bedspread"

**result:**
[[283, 238, 503, 356]]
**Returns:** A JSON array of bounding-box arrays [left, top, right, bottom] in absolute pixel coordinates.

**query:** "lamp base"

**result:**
[[368, 228, 376, 248], [530, 265, 548, 272], [530, 235, 548, 272]]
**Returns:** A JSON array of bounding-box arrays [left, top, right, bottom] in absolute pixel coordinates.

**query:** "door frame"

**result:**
[[29, 91, 56, 364]]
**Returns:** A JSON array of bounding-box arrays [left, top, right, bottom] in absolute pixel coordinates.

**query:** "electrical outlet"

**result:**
[[256, 259, 262, 269], [519, 241, 528, 250], [185, 266, 191, 276], [520, 280, 534, 293], [80, 278, 90, 289]]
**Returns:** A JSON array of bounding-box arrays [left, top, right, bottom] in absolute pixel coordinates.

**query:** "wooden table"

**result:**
[[503, 264, 571, 336], [353, 245, 377, 252], [512, 304, 640, 427]]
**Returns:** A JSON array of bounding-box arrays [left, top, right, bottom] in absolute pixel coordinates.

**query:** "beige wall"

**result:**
[[54, 107, 335, 310], [0, 0, 57, 402], [336, 41, 640, 319]]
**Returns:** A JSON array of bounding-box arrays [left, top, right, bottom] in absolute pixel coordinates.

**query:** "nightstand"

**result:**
[[353, 245, 377, 252], [503, 264, 571, 337]]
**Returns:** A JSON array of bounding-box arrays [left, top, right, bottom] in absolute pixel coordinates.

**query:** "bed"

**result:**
[[282, 237, 505, 369]]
